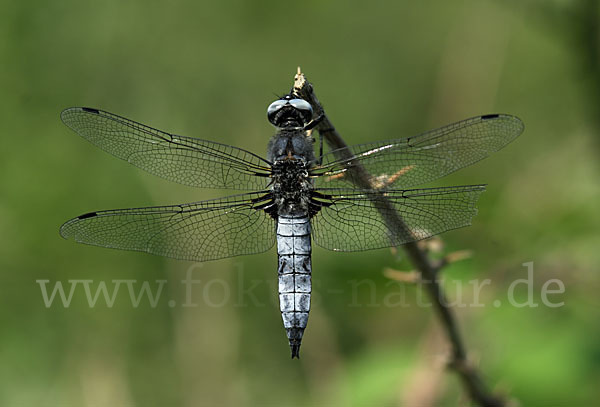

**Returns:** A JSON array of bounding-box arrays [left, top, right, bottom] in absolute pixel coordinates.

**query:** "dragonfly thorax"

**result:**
[[267, 128, 316, 163], [270, 159, 313, 217]]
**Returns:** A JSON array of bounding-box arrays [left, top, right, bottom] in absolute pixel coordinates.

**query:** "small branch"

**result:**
[[292, 68, 506, 407]]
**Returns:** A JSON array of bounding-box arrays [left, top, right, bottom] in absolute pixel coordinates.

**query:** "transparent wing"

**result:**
[[60, 193, 276, 262], [311, 185, 485, 251], [312, 114, 523, 189], [61, 107, 272, 190]]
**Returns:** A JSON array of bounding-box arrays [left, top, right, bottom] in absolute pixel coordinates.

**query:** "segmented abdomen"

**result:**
[[277, 215, 312, 358]]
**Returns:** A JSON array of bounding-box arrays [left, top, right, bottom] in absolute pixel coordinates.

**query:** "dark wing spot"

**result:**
[[81, 107, 100, 114], [481, 114, 499, 120], [78, 212, 98, 220]]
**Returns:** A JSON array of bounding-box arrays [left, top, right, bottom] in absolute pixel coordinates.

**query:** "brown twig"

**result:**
[[292, 68, 506, 407]]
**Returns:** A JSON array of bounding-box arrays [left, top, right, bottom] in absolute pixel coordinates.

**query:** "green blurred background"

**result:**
[[2, 0, 599, 405]]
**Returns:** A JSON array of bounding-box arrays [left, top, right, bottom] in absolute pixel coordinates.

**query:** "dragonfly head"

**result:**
[[267, 95, 313, 129]]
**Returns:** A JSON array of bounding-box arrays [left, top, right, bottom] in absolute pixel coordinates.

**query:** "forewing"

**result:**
[[313, 114, 523, 189], [60, 193, 276, 262], [61, 107, 272, 190], [311, 185, 485, 252]]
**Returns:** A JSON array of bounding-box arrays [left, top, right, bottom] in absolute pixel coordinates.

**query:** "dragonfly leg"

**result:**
[[303, 113, 324, 131], [303, 114, 325, 166]]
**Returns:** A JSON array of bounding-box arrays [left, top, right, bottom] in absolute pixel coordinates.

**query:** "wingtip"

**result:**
[[60, 107, 73, 122], [60, 106, 101, 121]]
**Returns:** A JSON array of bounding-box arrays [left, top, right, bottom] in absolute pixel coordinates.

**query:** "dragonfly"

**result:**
[[60, 94, 524, 358]]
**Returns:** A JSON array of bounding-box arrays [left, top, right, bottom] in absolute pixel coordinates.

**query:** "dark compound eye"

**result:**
[[267, 99, 288, 120], [288, 99, 313, 122], [288, 98, 312, 113], [267, 97, 313, 126]]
